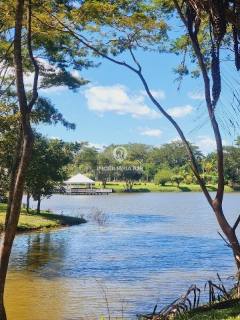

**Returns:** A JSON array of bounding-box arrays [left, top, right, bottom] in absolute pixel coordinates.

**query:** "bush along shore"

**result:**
[[0, 204, 86, 232]]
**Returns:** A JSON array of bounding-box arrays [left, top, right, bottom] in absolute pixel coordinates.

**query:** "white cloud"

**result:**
[[197, 136, 216, 154], [152, 90, 166, 100], [88, 142, 106, 151], [40, 86, 67, 94], [24, 58, 51, 89], [196, 135, 227, 154], [84, 85, 161, 119], [140, 128, 162, 137], [24, 59, 83, 94], [71, 70, 81, 79], [0, 65, 48, 92], [141, 89, 166, 100], [169, 137, 181, 143], [167, 105, 193, 118], [1, 59, 83, 94], [188, 91, 205, 100]]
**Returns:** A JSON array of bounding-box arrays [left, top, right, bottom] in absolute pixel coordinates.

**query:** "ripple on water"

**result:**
[[7, 193, 238, 319]]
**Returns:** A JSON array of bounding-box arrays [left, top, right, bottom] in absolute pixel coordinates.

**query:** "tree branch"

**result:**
[[47, 10, 213, 206], [233, 215, 240, 231], [129, 47, 142, 72], [137, 70, 213, 205], [14, 0, 28, 115], [218, 231, 232, 248], [27, 0, 39, 111], [40, 8, 139, 74], [0, 40, 14, 66], [174, 0, 225, 204]]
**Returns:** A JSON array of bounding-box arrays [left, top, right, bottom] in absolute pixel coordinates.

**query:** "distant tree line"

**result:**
[[1, 137, 240, 209], [65, 139, 240, 190]]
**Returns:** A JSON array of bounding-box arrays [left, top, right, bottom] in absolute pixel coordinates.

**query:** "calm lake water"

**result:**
[[5, 193, 240, 319]]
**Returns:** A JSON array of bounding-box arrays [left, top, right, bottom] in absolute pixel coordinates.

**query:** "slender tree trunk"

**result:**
[[0, 0, 37, 318], [5, 129, 23, 226], [213, 200, 240, 270], [37, 195, 41, 214], [172, 0, 240, 281], [26, 192, 30, 213], [0, 132, 33, 319]]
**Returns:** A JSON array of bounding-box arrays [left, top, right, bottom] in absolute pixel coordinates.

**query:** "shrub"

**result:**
[[184, 174, 193, 184], [154, 168, 172, 186], [91, 208, 108, 226], [171, 175, 184, 187]]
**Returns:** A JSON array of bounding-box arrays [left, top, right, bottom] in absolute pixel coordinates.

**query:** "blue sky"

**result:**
[[37, 49, 239, 154]]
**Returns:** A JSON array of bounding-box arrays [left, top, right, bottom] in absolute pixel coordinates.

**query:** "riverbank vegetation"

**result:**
[[0, 204, 86, 232], [177, 304, 240, 320], [139, 278, 240, 320], [140, 306, 240, 320], [94, 181, 234, 193], [2, 138, 240, 207], [175, 298, 240, 320], [65, 139, 240, 192]]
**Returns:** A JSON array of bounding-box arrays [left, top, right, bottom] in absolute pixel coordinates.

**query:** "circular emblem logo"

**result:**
[[113, 146, 127, 162]]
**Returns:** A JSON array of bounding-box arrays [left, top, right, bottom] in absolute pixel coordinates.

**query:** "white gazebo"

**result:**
[[64, 173, 95, 192]]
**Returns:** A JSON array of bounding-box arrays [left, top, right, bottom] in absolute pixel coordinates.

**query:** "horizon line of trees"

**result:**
[[54, 138, 240, 190], [2, 136, 240, 210]]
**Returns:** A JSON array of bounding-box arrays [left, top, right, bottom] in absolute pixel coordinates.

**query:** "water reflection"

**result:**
[[5, 193, 240, 319], [11, 232, 67, 276]]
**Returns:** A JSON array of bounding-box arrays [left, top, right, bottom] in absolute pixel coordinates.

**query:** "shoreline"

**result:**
[[93, 182, 235, 193], [0, 204, 86, 233]]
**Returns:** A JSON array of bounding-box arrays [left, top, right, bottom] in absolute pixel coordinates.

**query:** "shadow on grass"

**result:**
[[178, 185, 218, 192], [178, 186, 191, 192], [123, 188, 151, 193], [206, 185, 217, 191]]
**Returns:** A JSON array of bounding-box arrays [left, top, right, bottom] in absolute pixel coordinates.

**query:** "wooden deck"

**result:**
[[60, 188, 113, 195]]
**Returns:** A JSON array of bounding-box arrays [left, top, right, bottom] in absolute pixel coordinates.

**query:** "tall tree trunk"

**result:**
[[172, 0, 240, 280], [213, 200, 240, 270], [0, 0, 37, 318], [37, 195, 41, 214], [26, 192, 30, 213], [0, 132, 33, 319], [5, 129, 23, 226]]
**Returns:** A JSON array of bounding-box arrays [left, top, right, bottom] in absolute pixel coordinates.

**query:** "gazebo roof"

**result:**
[[64, 173, 95, 184]]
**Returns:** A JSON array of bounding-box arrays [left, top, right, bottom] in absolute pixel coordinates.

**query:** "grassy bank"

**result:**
[[0, 204, 86, 232], [95, 182, 234, 193], [176, 302, 240, 319], [180, 307, 240, 319], [139, 300, 240, 320]]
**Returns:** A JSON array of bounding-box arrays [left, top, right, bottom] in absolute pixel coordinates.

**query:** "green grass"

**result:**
[[176, 305, 240, 319], [0, 204, 86, 232], [94, 182, 233, 193], [139, 300, 240, 320], [174, 299, 240, 320]]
